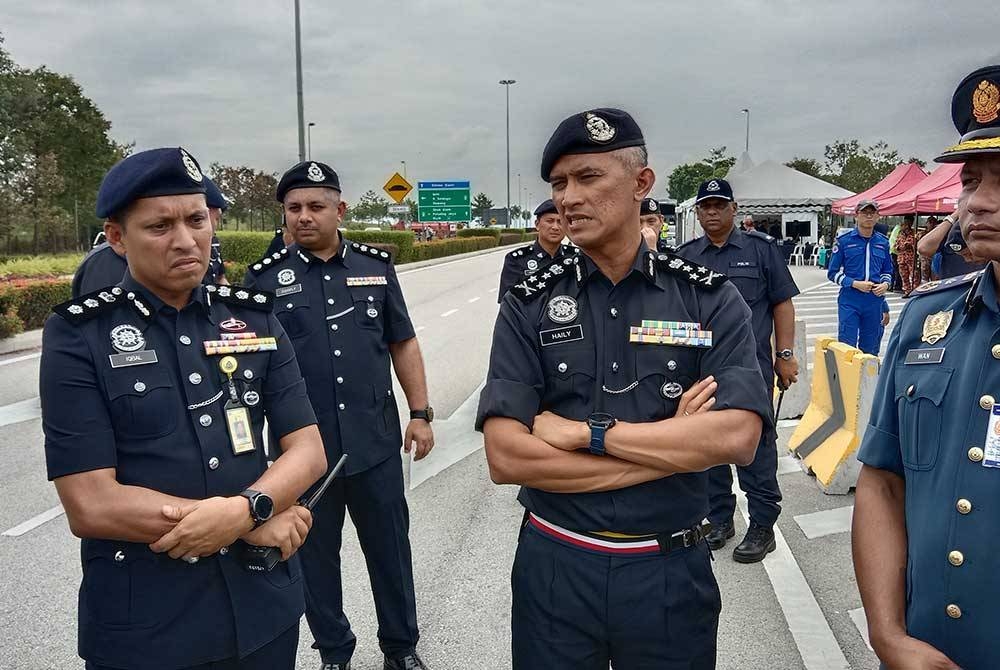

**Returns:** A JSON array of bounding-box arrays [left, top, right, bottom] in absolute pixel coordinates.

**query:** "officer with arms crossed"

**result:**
[[826, 198, 894, 354], [854, 64, 1000, 670], [677, 178, 800, 563], [40, 148, 328, 670], [498, 198, 577, 300], [246, 160, 434, 670], [477, 108, 772, 669]]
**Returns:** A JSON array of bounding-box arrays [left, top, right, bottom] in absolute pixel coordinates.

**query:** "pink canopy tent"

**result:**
[[831, 163, 927, 215], [877, 163, 963, 216]]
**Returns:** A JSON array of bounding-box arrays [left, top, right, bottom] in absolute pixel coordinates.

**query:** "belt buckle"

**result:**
[[680, 529, 694, 548]]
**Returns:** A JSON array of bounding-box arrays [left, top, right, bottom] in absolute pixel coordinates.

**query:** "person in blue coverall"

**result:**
[[826, 199, 894, 354]]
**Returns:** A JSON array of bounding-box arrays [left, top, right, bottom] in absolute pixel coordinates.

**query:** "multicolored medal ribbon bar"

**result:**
[[629, 320, 713, 348]]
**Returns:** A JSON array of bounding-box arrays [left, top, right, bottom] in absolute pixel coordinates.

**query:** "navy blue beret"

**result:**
[[533, 199, 558, 217], [540, 108, 646, 182], [276, 160, 342, 201], [96, 147, 207, 219], [695, 179, 734, 204], [204, 177, 229, 211], [642, 197, 660, 214], [938, 65, 1000, 163]]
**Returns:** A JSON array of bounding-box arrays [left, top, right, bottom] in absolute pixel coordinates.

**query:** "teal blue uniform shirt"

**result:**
[[858, 264, 1000, 669]]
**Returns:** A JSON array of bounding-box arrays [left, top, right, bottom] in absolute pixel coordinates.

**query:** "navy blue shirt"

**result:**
[[245, 235, 415, 476], [476, 242, 772, 534], [204, 233, 226, 284], [72, 243, 128, 298], [858, 265, 999, 669], [40, 273, 317, 669], [498, 241, 579, 302], [937, 222, 987, 279], [677, 227, 799, 376]]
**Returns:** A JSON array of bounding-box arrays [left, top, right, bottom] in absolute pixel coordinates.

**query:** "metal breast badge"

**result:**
[[921, 310, 953, 345]]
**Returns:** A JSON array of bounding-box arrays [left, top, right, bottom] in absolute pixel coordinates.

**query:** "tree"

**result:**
[[348, 190, 389, 221], [208, 163, 279, 231], [666, 146, 735, 202], [471, 192, 493, 220], [905, 156, 928, 169], [822, 139, 900, 193], [785, 157, 825, 179]]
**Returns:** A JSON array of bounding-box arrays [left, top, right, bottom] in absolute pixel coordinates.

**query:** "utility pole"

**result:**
[[741, 108, 750, 154], [499, 79, 516, 226], [294, 0, 306, 162]]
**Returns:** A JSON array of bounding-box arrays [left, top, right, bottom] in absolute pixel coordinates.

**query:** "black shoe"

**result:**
[[704, 520, 735, 550], [320, 663, 351, 670], [385, 652, 430, 670], [732, 522, 777, 563]]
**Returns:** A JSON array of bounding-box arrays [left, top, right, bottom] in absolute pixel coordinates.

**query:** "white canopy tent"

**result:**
[[676, 158, 854, 246]]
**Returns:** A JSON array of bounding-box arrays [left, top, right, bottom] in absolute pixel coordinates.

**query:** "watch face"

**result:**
[[588, 412, 616, 429], [426, 406, 435, 422], [253, 493, 274, 522]]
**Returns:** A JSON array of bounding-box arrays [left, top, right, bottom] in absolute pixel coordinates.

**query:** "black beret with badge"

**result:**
[[96, 147, 207, 219], [204, 177, 229, 211], [642, 197, 660, 214], [540, 108, 646, 182], [533, 199, 558, 217], [694, 178, 734, 204], [937, 65, 1000, 162], [275, 160, 342, 201]]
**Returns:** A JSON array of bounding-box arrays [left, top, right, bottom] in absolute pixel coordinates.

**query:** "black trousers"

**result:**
[[85, 623, 299, 670], [300, 454, 419, 664], [511, 525, 721, 670], [706, 426, 782, 529]]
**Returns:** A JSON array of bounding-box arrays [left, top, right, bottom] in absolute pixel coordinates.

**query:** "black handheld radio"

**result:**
[[241, 453, 348, 572]]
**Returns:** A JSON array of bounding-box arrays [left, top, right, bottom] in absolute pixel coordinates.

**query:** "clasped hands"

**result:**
[[148, 496, 313, 564], [532, 376, 718, 450]]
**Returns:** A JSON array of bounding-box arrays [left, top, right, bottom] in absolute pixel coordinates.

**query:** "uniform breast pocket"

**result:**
[[544, 346, 596, 405], [727, 263, 763, 303], [349, 286, 386, 332], [275, 298, 314, 340], [894, 367, 953, 471], [634, 347, 696, 418], [104, 366, 176, 440]]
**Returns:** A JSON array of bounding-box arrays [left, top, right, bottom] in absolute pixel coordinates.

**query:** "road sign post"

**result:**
[[383, 172, 413, 204]]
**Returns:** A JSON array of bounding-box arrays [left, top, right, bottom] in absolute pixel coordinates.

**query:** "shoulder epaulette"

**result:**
[[747, 229, 776, 243], [508, 244, 535, 258], [836, 228, 853, 238], [509, 256, 576, 302], [205, 284, 274, 311], [912, 270, 983, 298], [348, 240, 392, 263], [655, 252, 727, 289], [560, 244, 580, 255], [53, 285, 152, 324], [249, 247, 291, 275]]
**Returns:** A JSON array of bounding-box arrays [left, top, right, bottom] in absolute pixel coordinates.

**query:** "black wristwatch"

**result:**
[[240, 489, 274, 528], [587, 412, 617, 456], [410, 406, 434, 423], [776, 349, 794, 361]]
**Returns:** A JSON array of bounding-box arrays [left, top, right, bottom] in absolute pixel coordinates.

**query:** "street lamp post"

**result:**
[[499, 79, 516, 226], [294, 0, 306, 162], [401, 161, 407, 179], [517, 172, 522, 225], [307, 122, 315, 160], [741, 108, 750, 154]]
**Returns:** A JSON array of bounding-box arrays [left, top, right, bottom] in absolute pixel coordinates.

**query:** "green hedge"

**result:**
[[0, 253, 84, 280], [0, 278, 73, 337], [217, 231, 272, 266], [457, 228, 500, 240], [525, 232, 538, 242], [499, 233, 524, 246], [343, 231, 414, 262], [409, 237, 498, 262]]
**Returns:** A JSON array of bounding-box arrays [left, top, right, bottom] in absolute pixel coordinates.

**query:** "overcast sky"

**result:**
[[3, 1, 998, 208]]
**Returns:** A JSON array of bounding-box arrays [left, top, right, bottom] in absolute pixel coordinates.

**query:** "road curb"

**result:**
[[0, 330, 43, 356], [396, 240, 524, 273]]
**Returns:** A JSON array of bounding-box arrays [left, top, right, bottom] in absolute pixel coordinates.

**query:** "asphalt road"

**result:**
[[0, 250, 882, 669]]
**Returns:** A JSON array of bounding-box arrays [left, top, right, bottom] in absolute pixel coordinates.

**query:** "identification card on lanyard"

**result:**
[[219, 356, 257, 455], [983, 404, 1000, 468]]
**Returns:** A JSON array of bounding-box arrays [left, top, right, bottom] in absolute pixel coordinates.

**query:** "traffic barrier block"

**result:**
[[774, 320, 809, 420], [788, 337, 879, 494]]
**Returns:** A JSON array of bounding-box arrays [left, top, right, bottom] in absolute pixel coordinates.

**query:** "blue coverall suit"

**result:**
[[826, 228, 894, 355]]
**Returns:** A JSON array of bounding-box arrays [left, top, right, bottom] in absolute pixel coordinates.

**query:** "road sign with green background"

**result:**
[[418, 181, 471, 222]]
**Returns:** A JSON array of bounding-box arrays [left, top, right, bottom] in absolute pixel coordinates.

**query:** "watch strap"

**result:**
[[589, 424, 607, 456]]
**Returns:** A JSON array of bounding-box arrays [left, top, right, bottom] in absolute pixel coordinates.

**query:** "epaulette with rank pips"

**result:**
[[508, 244, 535, 258], [249, 247, 292, 275], [911, 270, 982, 298], [509, 255, 578, 302], [655, 252, 727, 289], [348, 241, 392, 263], [205, 284, 274, 311], [53, 285, 154, 325]]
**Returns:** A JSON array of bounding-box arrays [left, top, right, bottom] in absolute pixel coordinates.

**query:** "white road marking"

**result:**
[[734, 476, 851, 670], [848, 608, 873, 652], [416, 326, 426, 332], [2, 505, 64, 537], [467, 296, 481, 303], [777, 455, 801, 476], [793, 505, 855, 540], [440, 309, 458, 318], [776, 418, 801, 429], [0, 396, 41, 429], [0, 352, 41, 367]]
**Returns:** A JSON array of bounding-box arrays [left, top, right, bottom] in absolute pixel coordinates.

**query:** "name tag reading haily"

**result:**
[[904, 348, 945, 365], [540, 325, 584, 347]]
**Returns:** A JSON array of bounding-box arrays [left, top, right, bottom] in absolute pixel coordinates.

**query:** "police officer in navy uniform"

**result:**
[[245, 160, 434, 670], [639, 196, 672, 253], [40, 147, 328, 670], [497, 199, 577, 300], [204, 176, 230, 285], [477, 108, 772, 669], [854, 64, 1000, 670], [676, 178, 800, 563], [826, 198, 895, 354]]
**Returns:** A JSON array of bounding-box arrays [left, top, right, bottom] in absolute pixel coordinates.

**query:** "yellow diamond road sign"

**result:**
[[383, 172, 413, 204]]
